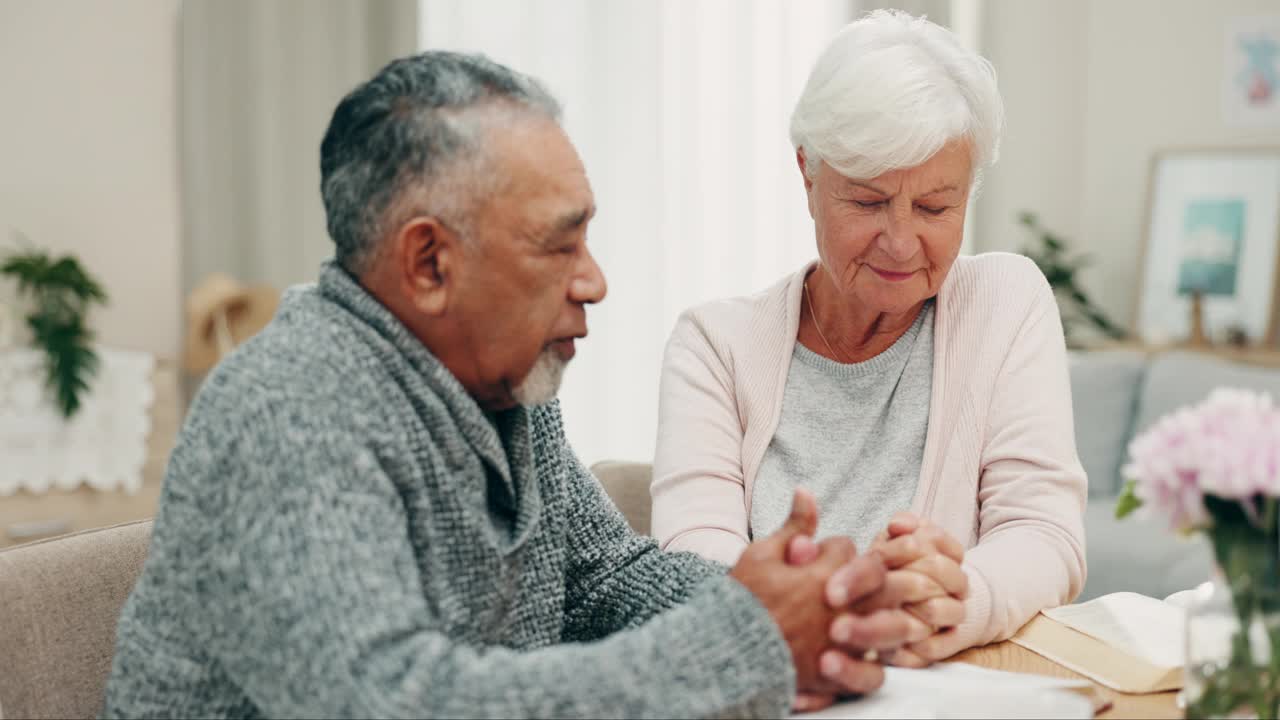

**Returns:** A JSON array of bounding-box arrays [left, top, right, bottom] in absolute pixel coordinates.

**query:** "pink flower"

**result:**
[[1122, 388, 1280, 532]]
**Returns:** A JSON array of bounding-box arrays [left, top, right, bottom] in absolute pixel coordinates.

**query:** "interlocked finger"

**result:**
[[905, 595, 965, 631], [828, 608, 910, 651], [816, 649, 886, 696], [853, 569, 947, 612], [902, 554, 968, 598]]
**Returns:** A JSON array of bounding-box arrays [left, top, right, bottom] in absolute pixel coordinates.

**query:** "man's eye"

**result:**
[[854, 200, 886, 209]]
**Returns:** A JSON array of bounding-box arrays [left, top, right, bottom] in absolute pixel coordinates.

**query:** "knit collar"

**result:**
[[315, 261, 542, 548]]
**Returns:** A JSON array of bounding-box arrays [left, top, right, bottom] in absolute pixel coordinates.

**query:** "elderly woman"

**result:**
[[652, 10, 1086, 669]]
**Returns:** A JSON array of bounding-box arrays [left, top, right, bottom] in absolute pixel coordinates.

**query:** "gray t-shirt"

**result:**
[[751, 301, 935, 551]]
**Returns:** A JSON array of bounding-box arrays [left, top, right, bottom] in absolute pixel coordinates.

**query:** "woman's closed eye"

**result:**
[[916, 204, 948, 216]]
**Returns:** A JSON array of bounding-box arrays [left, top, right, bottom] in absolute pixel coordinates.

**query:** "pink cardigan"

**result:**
[[651, 253, 1087, 656]]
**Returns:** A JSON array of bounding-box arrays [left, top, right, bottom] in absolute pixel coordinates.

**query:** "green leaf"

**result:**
[[1115, 480, 1143, 519], [2, 246, 107, 418]]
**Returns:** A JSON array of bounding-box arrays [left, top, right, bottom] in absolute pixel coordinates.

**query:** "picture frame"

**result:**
[[1135, 147, 1280, 347]]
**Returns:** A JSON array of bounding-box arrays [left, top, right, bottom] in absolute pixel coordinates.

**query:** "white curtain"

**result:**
[[181, 0, 417, 298], [420, 0, 857, 466]]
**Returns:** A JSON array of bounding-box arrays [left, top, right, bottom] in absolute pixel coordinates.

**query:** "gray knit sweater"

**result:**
[[102, 263, 792, 719]]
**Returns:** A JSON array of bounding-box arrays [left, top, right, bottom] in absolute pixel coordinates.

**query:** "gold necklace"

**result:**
[[803, 280, 845, 363]]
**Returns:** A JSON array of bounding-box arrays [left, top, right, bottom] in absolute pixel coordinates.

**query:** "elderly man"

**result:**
[[103, 52, 909, 719]]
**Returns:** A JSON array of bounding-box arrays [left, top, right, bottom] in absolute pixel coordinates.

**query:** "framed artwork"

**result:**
[[1135, 148, 1280, 347], [1224, 16, 1280, 128]]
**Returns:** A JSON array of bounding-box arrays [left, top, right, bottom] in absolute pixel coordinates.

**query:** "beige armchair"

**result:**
[[589, 461, 653, 536], [0, 520, 152, 719]]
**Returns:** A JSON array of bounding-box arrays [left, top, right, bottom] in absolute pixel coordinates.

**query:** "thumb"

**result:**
[[777, 487, 819, 541], [786, 534, 820, 566]]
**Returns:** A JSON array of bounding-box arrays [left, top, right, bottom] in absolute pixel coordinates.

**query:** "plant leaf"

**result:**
[[4, 247, 106, 418], [1115, 480, 1143, 519]]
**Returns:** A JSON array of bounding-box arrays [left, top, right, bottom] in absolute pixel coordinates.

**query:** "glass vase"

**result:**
[[1182, 516, 1280, 720]]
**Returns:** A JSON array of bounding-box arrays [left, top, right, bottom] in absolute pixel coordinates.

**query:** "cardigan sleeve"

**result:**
[[650, 312, 753, 566], [936, 278, 1088, 657]]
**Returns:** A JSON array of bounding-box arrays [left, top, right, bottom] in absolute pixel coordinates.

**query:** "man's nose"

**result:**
[[570, 246, 607, 305]]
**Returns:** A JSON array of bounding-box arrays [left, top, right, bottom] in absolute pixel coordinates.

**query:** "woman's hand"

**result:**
[[868, 512, 967, 667]]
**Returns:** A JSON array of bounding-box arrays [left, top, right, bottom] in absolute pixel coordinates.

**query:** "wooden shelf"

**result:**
[[1081, 340, 1280, 370]]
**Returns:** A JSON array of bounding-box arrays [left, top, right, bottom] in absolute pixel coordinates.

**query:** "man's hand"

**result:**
[[867, 512, 968, 667], [730, 490, 909, 710]]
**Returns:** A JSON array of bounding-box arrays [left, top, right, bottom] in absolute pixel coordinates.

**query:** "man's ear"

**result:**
[[394, 216, 456, 316]]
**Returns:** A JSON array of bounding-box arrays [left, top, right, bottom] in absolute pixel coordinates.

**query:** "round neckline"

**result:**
[[793, 300, 933, 378]]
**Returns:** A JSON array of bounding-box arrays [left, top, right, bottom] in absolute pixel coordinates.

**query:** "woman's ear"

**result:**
[[395, 216, 456, 317], [796, 148, 815, 193], [796, 149, 817, 219]]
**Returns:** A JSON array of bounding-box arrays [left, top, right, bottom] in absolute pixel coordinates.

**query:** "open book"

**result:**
[[791, 663, 1098, 719], [1010, 591, 1187, 694]]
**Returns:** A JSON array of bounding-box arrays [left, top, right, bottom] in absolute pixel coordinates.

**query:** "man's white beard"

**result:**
[[512, 347, 568, 406]]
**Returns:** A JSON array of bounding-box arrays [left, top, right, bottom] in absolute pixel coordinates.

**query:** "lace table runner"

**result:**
[[0, 347, 155, 495]]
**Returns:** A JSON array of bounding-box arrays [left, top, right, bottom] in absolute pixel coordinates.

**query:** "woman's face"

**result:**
[[801, 141, 972, 315]]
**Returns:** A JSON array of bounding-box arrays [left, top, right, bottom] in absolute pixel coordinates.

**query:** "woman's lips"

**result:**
[[870, 267, 916, 282]]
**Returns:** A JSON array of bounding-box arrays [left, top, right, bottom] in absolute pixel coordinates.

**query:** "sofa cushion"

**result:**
[[1132, 352, 1280, 442], [1068, 350, 1147, 497], [589, 461, 653, 536], [1080, 497, 1213, 601], [0, 520, 152, 719]]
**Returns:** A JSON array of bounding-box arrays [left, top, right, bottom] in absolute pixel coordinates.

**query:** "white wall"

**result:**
[[976, 0, 1280, 331], [974, 0, 1088, 251], [0, 0, 182, 358]]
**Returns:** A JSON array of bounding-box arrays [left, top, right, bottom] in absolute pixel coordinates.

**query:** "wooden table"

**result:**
[[0, 363, 181, 547], [954, 641, 1180, 719]]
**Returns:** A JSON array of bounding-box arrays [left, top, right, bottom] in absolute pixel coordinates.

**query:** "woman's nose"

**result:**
[[878, 207, 921, 262]]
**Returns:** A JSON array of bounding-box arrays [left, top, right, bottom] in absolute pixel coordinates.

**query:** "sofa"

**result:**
[[1070, 349, 1280, 600], [0, 519, 153, 719]]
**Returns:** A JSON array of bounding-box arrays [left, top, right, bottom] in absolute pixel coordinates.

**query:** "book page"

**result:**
[[1041, 592, 1185, 668], [791, 663, 1093, 719]]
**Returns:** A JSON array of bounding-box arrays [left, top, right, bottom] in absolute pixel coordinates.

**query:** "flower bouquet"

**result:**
[[1117, 388, 1280, 719]]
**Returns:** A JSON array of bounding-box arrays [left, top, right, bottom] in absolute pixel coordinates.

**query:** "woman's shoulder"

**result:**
[[944, 252, 1054, 322], [949, 251, 1047, 288], [669, 265, 805, 351]]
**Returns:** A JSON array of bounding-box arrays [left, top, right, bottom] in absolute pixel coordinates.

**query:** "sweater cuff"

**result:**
[[938, 563, 995, 659], [686, 574, 796, 716]]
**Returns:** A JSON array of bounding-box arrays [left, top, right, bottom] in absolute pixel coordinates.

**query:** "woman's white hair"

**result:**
[[790, 9, 1005, 189]]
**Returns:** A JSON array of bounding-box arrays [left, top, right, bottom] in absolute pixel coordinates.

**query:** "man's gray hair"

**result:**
[[320, 51, 561, 274]]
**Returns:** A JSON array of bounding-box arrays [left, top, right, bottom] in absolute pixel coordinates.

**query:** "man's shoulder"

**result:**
[[195, 285, 385, 410], [174, 286, 411, 482]]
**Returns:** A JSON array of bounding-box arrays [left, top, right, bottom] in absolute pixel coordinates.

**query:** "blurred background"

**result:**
[[2, 0, 1280, 599]]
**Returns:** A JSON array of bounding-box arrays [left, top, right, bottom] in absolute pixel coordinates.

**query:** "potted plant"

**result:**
[[1117, 389, 1280, 719], [1018, 212, 1127, 347], [0, 247, 108, 417]]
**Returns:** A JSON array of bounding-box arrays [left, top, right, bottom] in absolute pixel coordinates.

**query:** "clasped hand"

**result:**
[[729, 492, 966, 712]]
